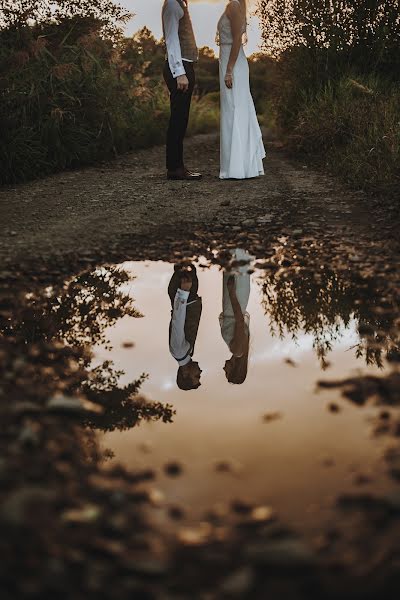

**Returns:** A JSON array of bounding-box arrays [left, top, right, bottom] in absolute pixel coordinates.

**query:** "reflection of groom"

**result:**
[[168, 264, 202, 390], [162, 0, 202, 180]]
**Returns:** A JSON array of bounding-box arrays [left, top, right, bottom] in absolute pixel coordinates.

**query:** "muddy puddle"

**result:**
[[93, 256, 396, 534], [2, 238, 400, 598]]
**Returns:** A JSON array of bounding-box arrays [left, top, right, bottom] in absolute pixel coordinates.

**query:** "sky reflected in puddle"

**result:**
[[93, 256, 395, 532]]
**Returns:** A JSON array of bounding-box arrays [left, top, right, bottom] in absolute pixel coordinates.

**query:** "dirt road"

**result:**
[[2, 135, 400, 599], [1, 134, 394, 268]]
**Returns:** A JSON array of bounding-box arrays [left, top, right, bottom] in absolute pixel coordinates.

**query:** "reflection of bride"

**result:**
[[219, 248, 252, 384]]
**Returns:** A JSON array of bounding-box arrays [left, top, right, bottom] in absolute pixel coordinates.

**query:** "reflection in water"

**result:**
[[92, 256, 400, 529], [168, 264, 203, 391], [220, 249, 253, 384], [259, 261, 400, 369], [2, 249, 399, 535], [3, 266, 142, 347], [2, 266, 175, 432]]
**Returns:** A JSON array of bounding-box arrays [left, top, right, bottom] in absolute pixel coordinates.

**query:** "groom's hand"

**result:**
[[177, 74, 189, 92]]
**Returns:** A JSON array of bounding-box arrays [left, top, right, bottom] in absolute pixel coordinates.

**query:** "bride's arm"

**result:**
[[225, 3, 244, 89]]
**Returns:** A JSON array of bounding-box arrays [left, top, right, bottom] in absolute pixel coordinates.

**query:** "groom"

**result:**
[[168, 264, 202, 390], [162, 0, 202, 180]]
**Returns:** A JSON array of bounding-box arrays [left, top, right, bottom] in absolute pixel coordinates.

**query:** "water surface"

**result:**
[[90, 258, 396, 532]]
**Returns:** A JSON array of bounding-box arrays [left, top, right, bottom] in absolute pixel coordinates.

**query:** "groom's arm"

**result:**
[[163, 0, 186, 78]]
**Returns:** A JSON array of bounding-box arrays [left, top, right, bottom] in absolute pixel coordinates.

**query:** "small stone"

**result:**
[[257, 213, 273, 224], [379, 410, 391, 421], [18, 422, 40, 446], [177, 523, 211, 546], [280, 258, 292, 267], [219, 567, 254, 596], [127, 557, 170, 577], [214, 459, 243, 475], [138, 441, 153, 454], [244, 536, 316, 568], [262, 411, 282, 423], [231, 499, 253, 515], [353, 473, 372, 485], [12, 401, 42, 416], [250, 506, 275, 523], [164, 461, 183, 477], [122, 341, 135, 348], [62, 504, 101, 523], [168, 505, 185, 520], [1, 486, 55, 526], [284, 358, 297, 367], [321, 457, 335, 468], [148, 488, 165, 506]]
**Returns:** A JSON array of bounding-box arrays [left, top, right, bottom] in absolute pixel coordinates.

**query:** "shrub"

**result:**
[[0, 18, 168, 183], [290, 77, 400, 190], [256, 0, 400, 192], [188, 92, 220, 136]]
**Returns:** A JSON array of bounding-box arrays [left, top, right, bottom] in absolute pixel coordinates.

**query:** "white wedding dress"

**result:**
[[219, 248, 252, 348], [217, 0, 266, 179]]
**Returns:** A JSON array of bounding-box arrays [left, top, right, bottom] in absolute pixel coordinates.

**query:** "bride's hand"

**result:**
[[224, 71, 233, 89]]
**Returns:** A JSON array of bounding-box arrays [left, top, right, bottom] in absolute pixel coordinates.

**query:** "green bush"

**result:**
[[256, 1, 400, 192], [0, 15, 223, 184], [0, 19, 170, 184], [188, 92, 220, 136], [290, 77, 400, 190]]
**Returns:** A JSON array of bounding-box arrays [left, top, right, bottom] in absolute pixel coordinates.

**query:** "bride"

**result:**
[[217, 0, 266, 179]]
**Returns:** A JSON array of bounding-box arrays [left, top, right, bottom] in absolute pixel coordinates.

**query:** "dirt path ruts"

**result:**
[[0, 134, 390, 265]]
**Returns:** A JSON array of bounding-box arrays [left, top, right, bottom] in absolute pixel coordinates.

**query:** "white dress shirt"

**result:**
[[169, 288, 192, 365], [162, 0, 193, 78]]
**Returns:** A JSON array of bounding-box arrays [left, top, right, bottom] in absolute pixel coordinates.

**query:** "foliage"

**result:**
[[196, 46, 220, 95], [291, 76, 400, 190], [3, 265, 142, 348], [257, 0, 400, 74], [188, 92, 219, 135], [0, 11, 224, 184], [1, 264, 175, 432], [0, 0, 130, 39], [83, 363, 175, 432], [259, 263, 400, 369], [0, 18, 170, 183], [256, 0, 400, 191]]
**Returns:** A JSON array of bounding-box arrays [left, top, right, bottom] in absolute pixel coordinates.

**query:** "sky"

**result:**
[[121, 0, 262, 54]]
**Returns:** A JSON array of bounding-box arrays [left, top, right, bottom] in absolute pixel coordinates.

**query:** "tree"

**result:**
[[0, 1, 131, 38], [256, 0, 400, 75]]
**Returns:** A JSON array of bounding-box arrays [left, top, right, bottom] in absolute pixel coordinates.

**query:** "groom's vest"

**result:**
[[163, 0, 199, 63]]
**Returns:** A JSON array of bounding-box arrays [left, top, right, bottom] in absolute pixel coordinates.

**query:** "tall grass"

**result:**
[[257, 1, 400, 194], [287, 76, 400, 191], [188, 92, 219, 135], [0, 20, 163, 183], [0, 18, 220, 185]]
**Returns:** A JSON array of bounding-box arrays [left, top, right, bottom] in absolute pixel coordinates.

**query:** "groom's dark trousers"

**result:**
[[163, 61, 195, 171]]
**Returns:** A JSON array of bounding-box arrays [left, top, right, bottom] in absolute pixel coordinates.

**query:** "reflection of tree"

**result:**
[[260, 267, 399, 369], [4, 266, 142, 349], [2, 265, 175, 431], [82, 361, 175, 432]]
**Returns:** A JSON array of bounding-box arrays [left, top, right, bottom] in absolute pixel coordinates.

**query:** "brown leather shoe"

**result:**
[[167, 168, 202, 181]]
